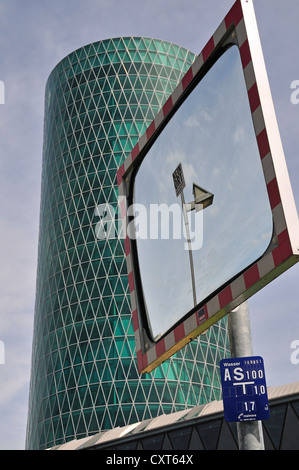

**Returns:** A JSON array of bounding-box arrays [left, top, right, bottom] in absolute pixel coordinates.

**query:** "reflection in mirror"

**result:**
[[133, 46, 273, 340]]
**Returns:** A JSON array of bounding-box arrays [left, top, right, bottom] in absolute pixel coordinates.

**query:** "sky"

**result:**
[[0, 0, 298, 450]]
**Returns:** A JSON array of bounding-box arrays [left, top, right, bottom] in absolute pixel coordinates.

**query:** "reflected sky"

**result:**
[[134, 46, 273, 339]]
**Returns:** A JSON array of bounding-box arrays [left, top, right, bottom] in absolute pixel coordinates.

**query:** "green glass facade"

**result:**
[[26, 37, 229, 450]]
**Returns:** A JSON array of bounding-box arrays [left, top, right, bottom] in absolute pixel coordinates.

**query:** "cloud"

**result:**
[[184, 115, 201, 128], [233, 125, 246, 145]]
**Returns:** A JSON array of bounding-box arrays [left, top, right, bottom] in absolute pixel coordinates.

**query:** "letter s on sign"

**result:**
[[233, 367, 244, 381]]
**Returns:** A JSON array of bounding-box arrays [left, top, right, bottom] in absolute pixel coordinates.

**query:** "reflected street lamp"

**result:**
[[172, 163, 214, 307]]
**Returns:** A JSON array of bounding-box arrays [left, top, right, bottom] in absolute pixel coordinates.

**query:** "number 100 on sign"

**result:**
[[220, 356, 270, 423]]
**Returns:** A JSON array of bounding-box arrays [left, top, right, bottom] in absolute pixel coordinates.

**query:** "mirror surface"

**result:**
[[133, 46, 273, 339]]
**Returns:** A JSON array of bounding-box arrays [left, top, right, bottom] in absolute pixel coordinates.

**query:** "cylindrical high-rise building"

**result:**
[[26, 37, 229, 450]]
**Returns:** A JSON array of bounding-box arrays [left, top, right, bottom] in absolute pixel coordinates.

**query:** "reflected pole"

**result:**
[[172, 163, 197, 307], [180, 190, 197, 307], [228, 301, 265, 450]]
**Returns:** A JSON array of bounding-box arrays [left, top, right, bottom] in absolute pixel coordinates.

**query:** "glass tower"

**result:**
[[26, 37, 229, 450]]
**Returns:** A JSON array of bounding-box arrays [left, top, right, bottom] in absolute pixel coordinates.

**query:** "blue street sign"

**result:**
[[220, 356, 270, 423]]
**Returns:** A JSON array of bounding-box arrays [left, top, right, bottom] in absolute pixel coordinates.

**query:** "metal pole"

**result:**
[[180, 191, 197, 306], [228, 301, 265, 450]]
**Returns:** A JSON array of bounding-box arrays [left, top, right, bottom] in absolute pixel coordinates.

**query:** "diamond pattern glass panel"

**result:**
[[25, 37, 229, 450]]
